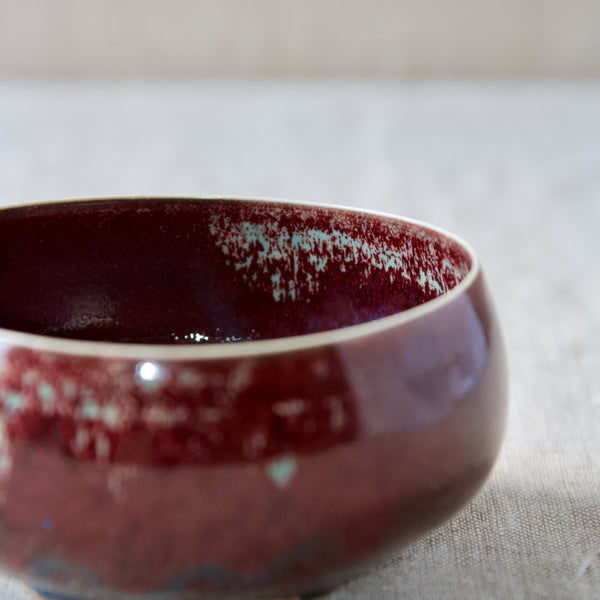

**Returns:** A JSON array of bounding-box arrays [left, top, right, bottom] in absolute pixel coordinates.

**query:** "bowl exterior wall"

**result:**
[[0, 273, 507, 600]]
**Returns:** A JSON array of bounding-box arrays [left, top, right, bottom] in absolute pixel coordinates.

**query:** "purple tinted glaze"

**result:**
[[0, 198, 506, 599]]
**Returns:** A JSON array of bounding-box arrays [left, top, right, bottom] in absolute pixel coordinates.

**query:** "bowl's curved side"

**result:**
[[0, 274, 507, 600]]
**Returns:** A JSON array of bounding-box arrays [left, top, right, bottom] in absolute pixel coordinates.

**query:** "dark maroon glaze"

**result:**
[[0, 199, 470, 343], [0, 198, 506, 600]]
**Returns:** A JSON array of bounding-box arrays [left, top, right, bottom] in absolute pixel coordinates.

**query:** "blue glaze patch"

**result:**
[[30, 539, 316, 597], [41, 518, 55, 532], [161, 537, 317, 592], [37, 382, 56, 404], [31, 556, 106, 588], [3, 391, 23, 413], [35, 590, 81, 600], [266, 456, 297, 488]]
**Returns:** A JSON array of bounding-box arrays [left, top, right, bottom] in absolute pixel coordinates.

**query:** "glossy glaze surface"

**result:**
[[0, 198, 507, 599], [0, 199, 470, 343]]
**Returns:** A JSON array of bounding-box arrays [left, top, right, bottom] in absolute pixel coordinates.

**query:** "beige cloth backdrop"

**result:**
[[0, 80, 598, 599], [0, 0, 599, 76]]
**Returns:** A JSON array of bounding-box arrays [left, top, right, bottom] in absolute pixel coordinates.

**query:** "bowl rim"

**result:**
[[0, 196, 480, 360]]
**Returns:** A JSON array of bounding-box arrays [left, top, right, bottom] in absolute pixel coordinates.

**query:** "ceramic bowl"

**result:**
[[0, 197, 507, 600]]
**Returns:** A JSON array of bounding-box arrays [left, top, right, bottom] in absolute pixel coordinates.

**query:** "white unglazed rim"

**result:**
[[0, 196, 479, 360]]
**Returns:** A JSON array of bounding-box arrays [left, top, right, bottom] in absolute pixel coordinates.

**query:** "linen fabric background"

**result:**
[[0, 80, 598, 599], [1, 2, 599, 599], [0, 0, 599, 77]]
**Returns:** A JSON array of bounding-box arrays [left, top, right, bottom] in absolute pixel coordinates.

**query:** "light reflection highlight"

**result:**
[[136, 361, 161, 382]]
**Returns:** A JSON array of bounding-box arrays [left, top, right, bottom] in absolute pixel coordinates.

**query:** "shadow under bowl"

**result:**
[[0, 197, 508, 599]]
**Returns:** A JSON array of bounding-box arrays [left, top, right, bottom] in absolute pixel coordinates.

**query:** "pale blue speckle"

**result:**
[[37, 382, 56, 404], [310, 229, 331, 244], [430, 279, 443, 294], [291, 232, 309, 250], [267, 456, 297, 488], [308, 254, 328, 272], [234, 256, 253, 271], [257, 231, 270, 253], [419, 268, 444, 294], [384, 252, 403, 271], [271, 271, 284, 302], [4, 391, 22, 413], [81, 399, 99, 420]]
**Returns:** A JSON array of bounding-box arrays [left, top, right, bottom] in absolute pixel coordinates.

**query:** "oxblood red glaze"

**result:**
[[0, 198, 507, 600], [0, 199, 469, 343]]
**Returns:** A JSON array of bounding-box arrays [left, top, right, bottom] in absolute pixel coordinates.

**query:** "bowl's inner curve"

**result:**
[[0, 199, 471, 343]]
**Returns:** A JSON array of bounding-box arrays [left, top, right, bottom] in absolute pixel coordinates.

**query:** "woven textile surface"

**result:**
[[0, 81, 598, 600]]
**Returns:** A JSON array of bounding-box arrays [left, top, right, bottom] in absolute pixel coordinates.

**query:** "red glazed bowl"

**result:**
[[0, 197, 507, 600]]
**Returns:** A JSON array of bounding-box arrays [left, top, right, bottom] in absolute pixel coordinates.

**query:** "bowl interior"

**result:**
[[0, 199, 472, 343]]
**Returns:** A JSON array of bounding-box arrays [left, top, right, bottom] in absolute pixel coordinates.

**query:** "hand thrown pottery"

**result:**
[[0, 197, 507, 599]]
